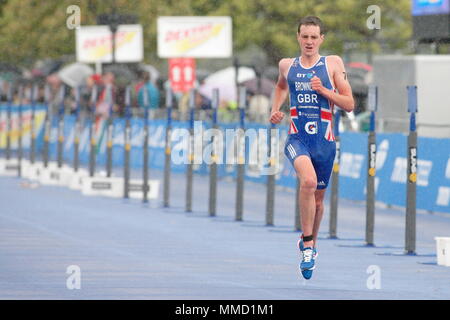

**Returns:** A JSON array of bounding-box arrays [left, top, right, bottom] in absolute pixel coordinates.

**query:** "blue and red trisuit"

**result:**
[[284, 56, 337, 189]]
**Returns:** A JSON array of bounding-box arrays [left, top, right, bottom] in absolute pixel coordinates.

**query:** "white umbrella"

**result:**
[[140, 64, 160, 84], [198, 66, 256, 102], [58, 62, 94, 88]]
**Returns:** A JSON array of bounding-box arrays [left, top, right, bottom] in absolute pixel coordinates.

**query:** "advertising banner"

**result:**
[[76, 24, 143, 63], [157, 16, 232, 58], [0, 105, 46, 150]]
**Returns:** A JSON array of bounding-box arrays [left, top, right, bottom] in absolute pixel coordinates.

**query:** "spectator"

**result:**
[[96, 72, 115, 119], [136, 71, 160, 110]]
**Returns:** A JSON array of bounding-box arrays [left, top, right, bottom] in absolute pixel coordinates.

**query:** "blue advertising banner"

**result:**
[[336, 132, 450, 214]]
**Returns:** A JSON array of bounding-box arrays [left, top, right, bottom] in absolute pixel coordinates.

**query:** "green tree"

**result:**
[[206, 0, 411, 64], [0, 0, 412, 67]]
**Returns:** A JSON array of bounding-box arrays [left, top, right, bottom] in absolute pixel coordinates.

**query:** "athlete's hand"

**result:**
[[270, 111, 284, 124], [311, 76, 325, 94]]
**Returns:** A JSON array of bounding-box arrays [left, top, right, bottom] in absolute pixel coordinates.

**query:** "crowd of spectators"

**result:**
[[0, 62, 273, 124]]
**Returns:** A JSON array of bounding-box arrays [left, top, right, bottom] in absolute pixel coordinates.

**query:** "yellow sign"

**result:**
[[89, 31, 138, 60], [174, 23, 225, 55], [76, 25, 143, 63], [158, 17, 232, 58]]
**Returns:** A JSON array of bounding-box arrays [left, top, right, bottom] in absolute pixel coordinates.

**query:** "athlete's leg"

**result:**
[[311, 140, 336, 247], [293, 155, 317, 248], [312, 188, 326, 246]]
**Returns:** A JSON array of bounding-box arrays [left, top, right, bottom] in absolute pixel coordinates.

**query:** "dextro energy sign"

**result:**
[[76, 25, 143, 63], [157, 17, 232, 58]]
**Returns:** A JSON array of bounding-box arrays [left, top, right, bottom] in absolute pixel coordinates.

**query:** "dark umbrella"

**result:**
[[347, 71, 368, 95], [346, 63, 372, 96], [0, 63, 22, 74], [196, 69, 211, 83], [0, 63, 23, 83], [241, 77, 276, 97], [103, 64, 138, 86], [31, 59, 63, 78]]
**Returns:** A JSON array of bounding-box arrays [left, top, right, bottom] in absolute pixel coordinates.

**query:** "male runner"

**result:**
[[270, 16, 354, 279]]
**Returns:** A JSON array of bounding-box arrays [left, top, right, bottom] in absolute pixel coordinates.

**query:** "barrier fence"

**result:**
[[1, 103, 449, 216], [1, 84, 450, 257]]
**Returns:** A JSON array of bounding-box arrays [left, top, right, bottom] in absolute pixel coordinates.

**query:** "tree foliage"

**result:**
[[0, 0, 411, 67]]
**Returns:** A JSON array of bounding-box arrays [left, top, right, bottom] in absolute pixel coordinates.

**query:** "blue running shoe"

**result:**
[[298, 239, 304, 251], [297, 239, 318, 260], [300, 247, 315, 270], [302, 269, 313, 279], [297, 239, 317, 280]]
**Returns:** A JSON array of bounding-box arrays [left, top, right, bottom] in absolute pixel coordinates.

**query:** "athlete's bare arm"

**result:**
[[270, 58, 293, 124], [310, 55, 354, 112]]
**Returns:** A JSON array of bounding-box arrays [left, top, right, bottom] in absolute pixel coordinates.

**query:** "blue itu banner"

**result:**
[[337, 132, 450, 214], [412, 0, 450, 16], [1, 107, 449, 215]]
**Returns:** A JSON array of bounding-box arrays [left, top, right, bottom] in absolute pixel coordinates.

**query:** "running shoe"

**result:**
[[297, 239, 318, 259], [297, 239, 317, 280]]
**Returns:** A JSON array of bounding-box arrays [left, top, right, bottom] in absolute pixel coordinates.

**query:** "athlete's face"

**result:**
[[297, 25, 324, 57]]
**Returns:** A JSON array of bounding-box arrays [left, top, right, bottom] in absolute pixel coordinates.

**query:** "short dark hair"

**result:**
[[297, 16, 324, 34]]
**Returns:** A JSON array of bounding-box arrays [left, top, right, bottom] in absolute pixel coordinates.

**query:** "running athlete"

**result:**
[[270, 16, 354, 279]]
